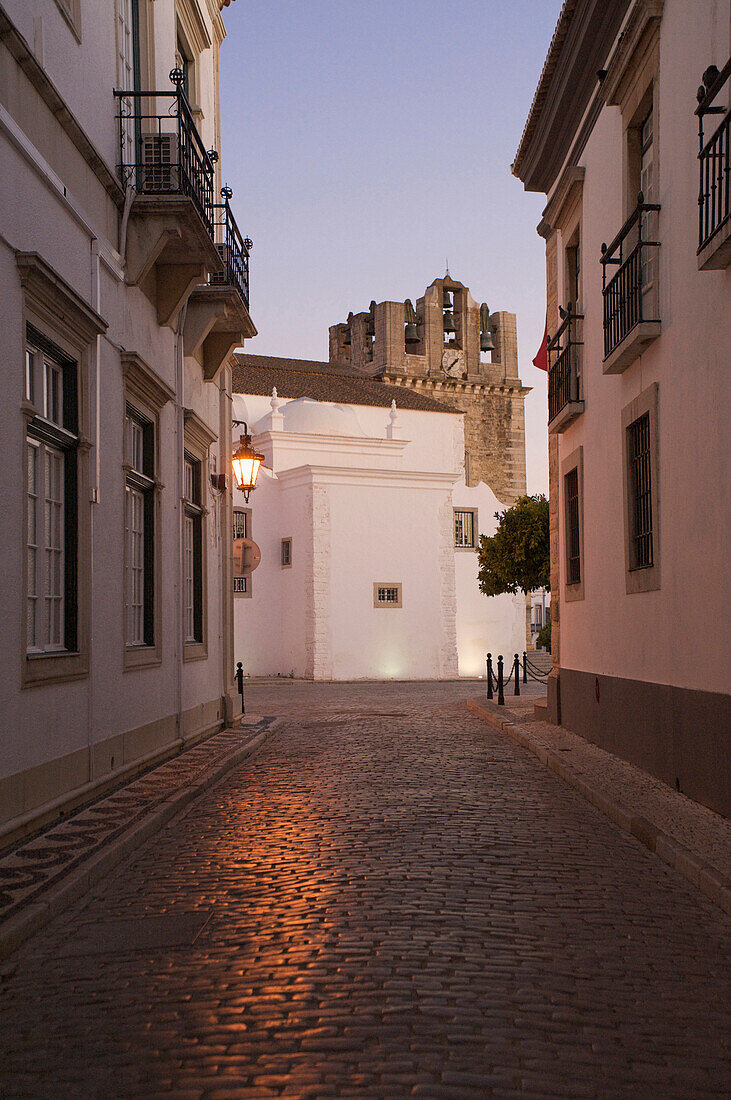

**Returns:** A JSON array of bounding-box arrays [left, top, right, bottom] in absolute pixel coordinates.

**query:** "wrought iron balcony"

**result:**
[[114, 76, 215, 236], [696, 59, 731, 267], [600, 193, 661, 371], [547, 304, 584, 433], [210, 192, 251, 310]]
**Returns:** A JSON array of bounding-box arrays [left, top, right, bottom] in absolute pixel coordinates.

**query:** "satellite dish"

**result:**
[[233, 537, 261, 575]]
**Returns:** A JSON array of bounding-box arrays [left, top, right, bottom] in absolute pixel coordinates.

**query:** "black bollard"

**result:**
[[235, 661, 245, 715], [497, 654, 505, 706], [486, 653, 494, 700], [514, 653, 520, 696], [523, 651, 528, 684]]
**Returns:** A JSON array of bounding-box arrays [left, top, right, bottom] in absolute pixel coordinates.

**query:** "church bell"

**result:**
[[480, 328, 495, 352], [443, 311, 456, 334], [442, 288, 452, 309], [404, 322, 419, 344]]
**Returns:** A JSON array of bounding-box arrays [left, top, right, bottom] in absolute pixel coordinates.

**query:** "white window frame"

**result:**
[[454, 508, 477, 550]]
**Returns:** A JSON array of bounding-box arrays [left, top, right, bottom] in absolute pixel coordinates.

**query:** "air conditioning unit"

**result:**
[[139, 133, 179, 193], [210, 243, 229, 285]]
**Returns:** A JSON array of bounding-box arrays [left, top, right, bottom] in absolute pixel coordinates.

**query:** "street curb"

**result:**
[[0, 719, 283, 964], [466, 699, 731, 916]]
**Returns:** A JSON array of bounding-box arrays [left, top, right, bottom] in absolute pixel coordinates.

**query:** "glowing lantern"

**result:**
[[231, 425, 264, 502]]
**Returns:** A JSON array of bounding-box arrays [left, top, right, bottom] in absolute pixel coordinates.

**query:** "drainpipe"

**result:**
[[86, 235, 102, 779]]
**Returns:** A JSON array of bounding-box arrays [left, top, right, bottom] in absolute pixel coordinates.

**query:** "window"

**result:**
[[374, 583, 402, 608], [233, 508, 250, 597], [564, 469, 581, 585], [124, 408, 155, 648], [627, 413, 653, 569], [454, 509, 477, 549], [561, 445, 584, 602], [622, 384, 660, 594], [183, 454, 203, 645], [566, 235, 581, 308], [281, 538, 292, 568], [25, 329, 79, 657]]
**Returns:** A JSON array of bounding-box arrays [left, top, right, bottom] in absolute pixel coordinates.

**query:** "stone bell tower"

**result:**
[[328, 275, 529, 503]]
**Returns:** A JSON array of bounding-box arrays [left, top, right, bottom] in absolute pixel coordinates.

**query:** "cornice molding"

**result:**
[[176, 0, 211, 54], [17, 251, 107, 347], [184, 407, 218, 450], [121, 351, 176, 411], [543, 165, 585, 231], [602, 0, 664, 107]]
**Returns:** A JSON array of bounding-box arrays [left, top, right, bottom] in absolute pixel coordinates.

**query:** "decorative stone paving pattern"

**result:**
[[0, 720, 271, 921], [0, 682, 727, 1098]]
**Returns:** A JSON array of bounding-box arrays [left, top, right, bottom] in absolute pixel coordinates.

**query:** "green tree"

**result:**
[[477, 494, 550, 597]]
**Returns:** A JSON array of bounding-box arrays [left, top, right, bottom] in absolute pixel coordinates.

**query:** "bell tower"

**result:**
[[329, 274, 529, 502]]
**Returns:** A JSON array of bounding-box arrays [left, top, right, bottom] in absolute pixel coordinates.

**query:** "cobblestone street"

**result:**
[[0, 681, 728, 1098]]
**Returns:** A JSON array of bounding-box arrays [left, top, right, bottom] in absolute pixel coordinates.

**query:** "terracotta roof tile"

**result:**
[[232, 354, 459, 414]]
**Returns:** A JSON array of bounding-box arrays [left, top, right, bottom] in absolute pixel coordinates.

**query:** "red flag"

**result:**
[[532, 319, 548, 371]]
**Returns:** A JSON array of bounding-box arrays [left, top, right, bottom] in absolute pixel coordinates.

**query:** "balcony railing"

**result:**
[[600, 193, 660, 360], [210, 191, 251, 310], [547, 304, 583, 425], [114, 74, 215, 236], [696, 60, 731, 254]]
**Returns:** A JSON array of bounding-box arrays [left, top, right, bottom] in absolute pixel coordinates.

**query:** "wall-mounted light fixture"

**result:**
[[232, 421, 264, 502]]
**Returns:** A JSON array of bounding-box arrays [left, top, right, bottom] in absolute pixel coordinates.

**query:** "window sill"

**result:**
[[548, 400, 585, 435], [23, 649, 88, 688], [603, 321, 661, 375], [184, 641, 208, 662], [124, 644, 162, 671], [564, 580, 585, 603], [698, 217, 731, 270], [626, 564, 661, 594], [454, 546, 477, 553]]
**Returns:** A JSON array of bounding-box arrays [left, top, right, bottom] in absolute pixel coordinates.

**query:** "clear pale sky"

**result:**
[[220, 0, 561, 495]]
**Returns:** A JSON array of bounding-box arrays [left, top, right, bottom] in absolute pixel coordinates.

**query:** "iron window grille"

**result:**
[[696, 59, 731, 254], [281, 538, 292, 568], [548, 304, 583, 425], [564, 467, 581, 586], [114, 76, 215, 236], [600, 192, 661, 360], [627, 413, 654, 569], [454, 510, 476, 549], [233, 509, 249, 594], [374, 584, 402, 607], [25, 326, 79, 655]]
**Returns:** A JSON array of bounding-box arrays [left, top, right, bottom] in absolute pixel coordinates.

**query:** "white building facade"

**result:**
[[513, 0, 730, 814], [231, 359, 525, 682], [0, 0, 253, 841]]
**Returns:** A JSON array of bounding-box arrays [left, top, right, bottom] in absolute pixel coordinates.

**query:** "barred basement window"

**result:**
[[564, 467, 581, 585], [628, 412, 653, 569], [281, 538, 292, 568], [233, 576, 247, 594], [454, 509, 476, 548], [374, 583, 402, 608]]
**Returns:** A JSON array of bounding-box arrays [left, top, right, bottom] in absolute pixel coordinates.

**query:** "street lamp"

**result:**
[[231, 422, 264, 502]]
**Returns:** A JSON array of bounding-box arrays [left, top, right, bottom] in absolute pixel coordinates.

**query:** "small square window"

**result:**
[[454, 509, 477, 549], [281, 538, 292, 568], [374, 583, 402, 608]]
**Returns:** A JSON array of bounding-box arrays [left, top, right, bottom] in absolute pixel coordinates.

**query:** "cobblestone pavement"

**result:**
[[0, 681, 728, 1098]]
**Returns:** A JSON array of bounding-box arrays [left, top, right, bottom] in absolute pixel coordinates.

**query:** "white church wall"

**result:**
[[452, 481, 526, 677], [232, 393, 523, 681]]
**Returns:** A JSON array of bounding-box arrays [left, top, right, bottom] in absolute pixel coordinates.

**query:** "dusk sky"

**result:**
[[220, 0, 560, 494]]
